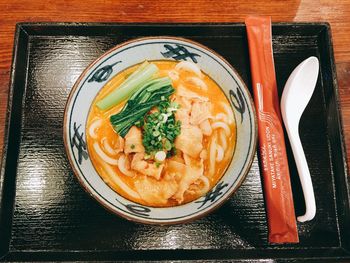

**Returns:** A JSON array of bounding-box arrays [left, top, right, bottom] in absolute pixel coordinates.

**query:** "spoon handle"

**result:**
[[287, 127, 316, 222]]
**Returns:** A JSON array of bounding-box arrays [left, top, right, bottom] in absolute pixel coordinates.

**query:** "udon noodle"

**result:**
[[86, 60, 236, 207]]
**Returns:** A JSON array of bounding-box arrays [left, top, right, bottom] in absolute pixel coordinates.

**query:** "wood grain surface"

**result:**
[[0, 0, 349, 168]]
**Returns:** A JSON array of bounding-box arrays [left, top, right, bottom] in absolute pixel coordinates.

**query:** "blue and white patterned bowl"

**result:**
[[63, 37, 257, 224]]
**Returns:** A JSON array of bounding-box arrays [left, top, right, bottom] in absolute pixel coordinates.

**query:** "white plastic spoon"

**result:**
[[281, 56, 319, 222]]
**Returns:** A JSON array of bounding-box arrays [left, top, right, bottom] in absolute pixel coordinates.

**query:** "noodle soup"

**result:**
[[86, 60, 236, 207]]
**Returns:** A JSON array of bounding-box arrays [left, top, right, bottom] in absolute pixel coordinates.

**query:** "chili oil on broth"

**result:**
[[86, 60, 236, 207]]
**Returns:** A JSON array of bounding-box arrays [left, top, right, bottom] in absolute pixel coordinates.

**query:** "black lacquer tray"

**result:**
[[0, 23, 349, 262]]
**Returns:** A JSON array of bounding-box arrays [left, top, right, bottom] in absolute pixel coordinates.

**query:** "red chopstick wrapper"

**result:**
[[245, 16, 299, 244]]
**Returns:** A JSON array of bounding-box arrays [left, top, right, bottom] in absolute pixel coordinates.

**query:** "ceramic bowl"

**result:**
[[63, 37, 257, 224]]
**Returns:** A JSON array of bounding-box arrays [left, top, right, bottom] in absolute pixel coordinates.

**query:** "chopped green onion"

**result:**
[[141, 98, 181, 157], [153, 130, 160, 137]]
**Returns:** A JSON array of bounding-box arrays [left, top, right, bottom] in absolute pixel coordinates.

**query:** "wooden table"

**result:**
[[0, 0, 349, 169]]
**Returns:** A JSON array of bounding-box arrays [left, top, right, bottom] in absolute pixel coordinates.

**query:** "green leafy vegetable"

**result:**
[[110, 77, 174, 137], [142, 100, 181, 157], [96, 61, 158, 110]]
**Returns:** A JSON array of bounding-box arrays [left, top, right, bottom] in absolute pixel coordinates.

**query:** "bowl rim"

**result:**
[[63, 36, 258, 225]]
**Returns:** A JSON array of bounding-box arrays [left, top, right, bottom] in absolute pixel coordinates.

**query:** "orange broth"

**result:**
[[86, 60, 236, 207]]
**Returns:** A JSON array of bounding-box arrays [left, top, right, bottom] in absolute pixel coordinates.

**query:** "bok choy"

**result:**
[[96, 61, 158, 110], [110, 77, 174, 137]]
